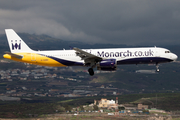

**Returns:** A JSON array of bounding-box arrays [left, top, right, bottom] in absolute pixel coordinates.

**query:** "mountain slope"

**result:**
[[0, 33, 180, 92]]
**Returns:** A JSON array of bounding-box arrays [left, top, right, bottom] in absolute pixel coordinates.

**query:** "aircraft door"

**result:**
[[155, 48, 160, 57]]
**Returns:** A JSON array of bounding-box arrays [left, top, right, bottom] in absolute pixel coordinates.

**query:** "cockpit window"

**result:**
[[165, 51, 170, 53]]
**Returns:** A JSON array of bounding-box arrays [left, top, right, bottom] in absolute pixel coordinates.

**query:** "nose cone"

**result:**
[[172, 53, 178, 61]]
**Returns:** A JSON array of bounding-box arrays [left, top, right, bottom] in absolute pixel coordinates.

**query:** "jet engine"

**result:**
[[97, 59, 117, 71]]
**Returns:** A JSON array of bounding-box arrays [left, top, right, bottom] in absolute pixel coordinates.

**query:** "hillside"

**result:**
[[0, 32, 180, 58], [89, 62, 180, 93], [0, 93, 179, 118], [0, 33, 128, 52], [0, 33, 180, 92]]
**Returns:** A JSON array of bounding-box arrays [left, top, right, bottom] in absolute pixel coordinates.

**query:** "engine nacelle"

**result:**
[[97, 59, 117, 71]]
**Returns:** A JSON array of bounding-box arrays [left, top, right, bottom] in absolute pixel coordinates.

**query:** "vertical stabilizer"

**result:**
[[5, 29, 32, 53]]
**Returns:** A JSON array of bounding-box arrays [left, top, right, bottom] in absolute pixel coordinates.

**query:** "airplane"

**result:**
[[3, 29, 178, 76]]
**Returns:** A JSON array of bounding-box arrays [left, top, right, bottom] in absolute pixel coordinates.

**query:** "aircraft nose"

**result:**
[[172, 53, 178, 61]]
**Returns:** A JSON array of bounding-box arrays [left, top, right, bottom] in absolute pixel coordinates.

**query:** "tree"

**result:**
[[80, 105, 84, 111], [118, 106, 125, 111], [55, 105, 65, 112], [93, 105, 99, 111], [63, 104, 72, 111]]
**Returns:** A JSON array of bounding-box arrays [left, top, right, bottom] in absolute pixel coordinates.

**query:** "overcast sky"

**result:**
[[0, 0, 180, 45]]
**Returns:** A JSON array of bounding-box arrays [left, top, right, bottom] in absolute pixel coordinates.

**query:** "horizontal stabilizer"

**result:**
[[5, 51, 23, 59]]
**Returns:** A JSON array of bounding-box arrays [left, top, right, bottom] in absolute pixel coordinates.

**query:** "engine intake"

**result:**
[[97, 59, 117, 71]]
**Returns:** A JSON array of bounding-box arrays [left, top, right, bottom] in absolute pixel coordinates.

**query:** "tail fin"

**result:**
[[5, 29, 32, 53]]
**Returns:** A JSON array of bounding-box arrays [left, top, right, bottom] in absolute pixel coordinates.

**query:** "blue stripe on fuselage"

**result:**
[[117, 57, 173, 65], [39, 53, 172, 66], [49, 56, 84, 66]]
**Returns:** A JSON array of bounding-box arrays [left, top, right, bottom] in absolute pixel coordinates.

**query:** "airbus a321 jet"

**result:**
[[3, 29, 178, 76]]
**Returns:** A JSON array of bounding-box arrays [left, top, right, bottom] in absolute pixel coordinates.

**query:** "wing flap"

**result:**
[[73, 47, 102, 60], [73, 47, 103, 66]]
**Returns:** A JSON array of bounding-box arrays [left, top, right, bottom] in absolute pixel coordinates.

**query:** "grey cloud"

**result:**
[[0, 0, 180, 45]]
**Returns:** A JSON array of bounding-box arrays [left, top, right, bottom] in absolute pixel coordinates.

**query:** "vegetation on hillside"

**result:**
[[0, 93, 180, 118]]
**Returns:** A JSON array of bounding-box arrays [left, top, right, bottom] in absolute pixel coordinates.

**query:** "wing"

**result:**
[[73, 47, 103, 66]]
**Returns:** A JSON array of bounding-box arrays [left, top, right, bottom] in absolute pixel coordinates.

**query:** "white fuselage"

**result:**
[[3, 29, 178, 75], [29, 47, 177, 67]]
